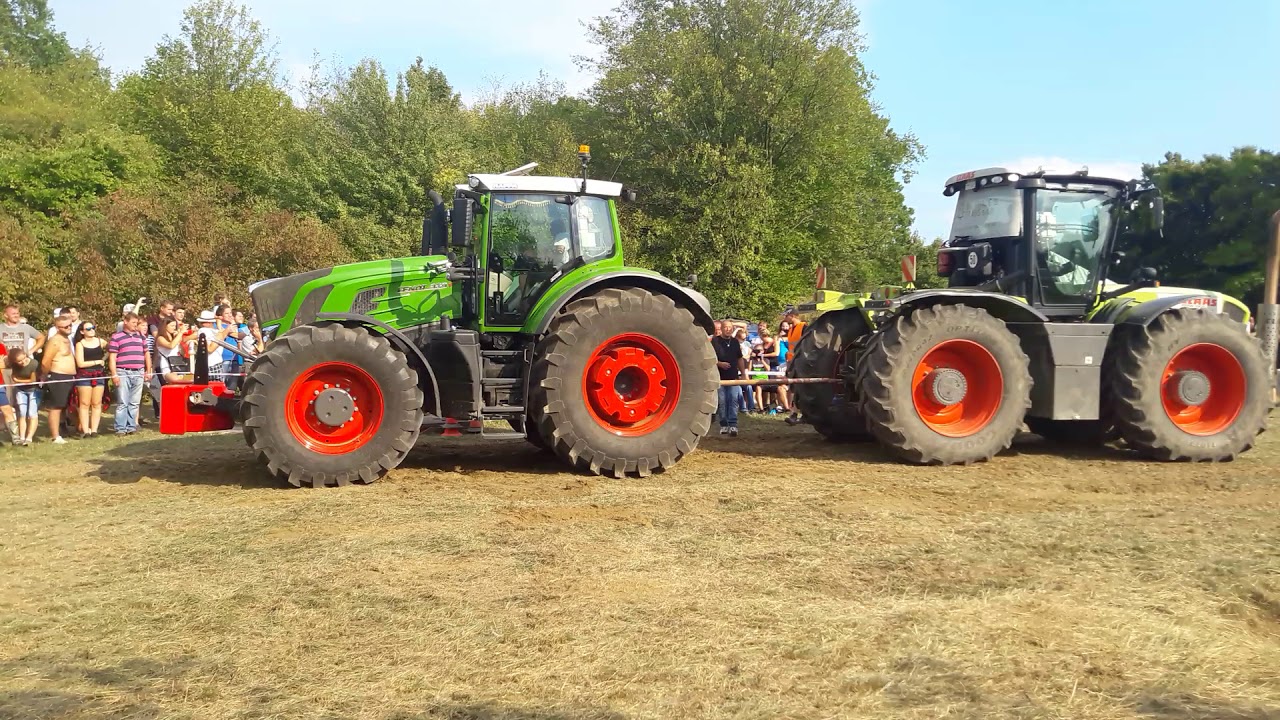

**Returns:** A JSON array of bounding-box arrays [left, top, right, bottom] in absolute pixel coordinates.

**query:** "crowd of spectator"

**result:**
[[710, 309, 808, 436], [1, 296, 261, 446]]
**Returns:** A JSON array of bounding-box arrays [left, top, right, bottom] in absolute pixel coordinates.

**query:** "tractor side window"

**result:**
[[575, 196, 615, 260], [486, 193, 573, 325], [1034, 190, 1114, 305]]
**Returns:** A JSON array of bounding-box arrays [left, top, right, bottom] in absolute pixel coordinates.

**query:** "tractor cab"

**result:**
[[425, 145, 640, 335], [936, 167, 1162, 318]]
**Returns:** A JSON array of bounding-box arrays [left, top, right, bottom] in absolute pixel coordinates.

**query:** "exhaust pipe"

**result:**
[[1259, 210, 1280, 404]]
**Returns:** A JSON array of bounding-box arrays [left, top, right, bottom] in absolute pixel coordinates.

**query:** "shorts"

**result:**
[[77, 366, 107, 388], [44, 373, 74, 409], [14, 387, 40, 418]]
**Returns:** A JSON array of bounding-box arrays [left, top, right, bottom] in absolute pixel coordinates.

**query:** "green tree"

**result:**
[[117, 0, 301, 198], [1137, 147, 1280, 306], [582, 0, 921, 319], [0, 0, 71, 68], [300, 56, 478, 258]]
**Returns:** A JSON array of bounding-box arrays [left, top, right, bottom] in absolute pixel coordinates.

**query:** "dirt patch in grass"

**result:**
[[2, 413, 1279, 719]]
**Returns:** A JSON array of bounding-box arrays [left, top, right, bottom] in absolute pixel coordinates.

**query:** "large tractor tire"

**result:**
[[526, 287, 718, 478], [787, 309, 873, 441], [240, 324, 424, 487], [857, 304, 1032, 465], [1109, 309, 1269, 461]]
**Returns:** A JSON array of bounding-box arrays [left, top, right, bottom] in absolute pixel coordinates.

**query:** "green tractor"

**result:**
[[162, 147, 719, 486], [788, 166, 1271, 464]]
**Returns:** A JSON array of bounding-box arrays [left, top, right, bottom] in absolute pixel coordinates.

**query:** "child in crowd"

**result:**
[[5, 347, 41, 445]]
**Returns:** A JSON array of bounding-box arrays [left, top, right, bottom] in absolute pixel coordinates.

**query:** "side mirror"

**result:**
[[1131, 266, 1159, 284], [622, 187, 638, 203], [1151, 196, 1165, 234], [451, 197, 474, 246], [687, 272, 698, 288], [423, 190, 448, 256]]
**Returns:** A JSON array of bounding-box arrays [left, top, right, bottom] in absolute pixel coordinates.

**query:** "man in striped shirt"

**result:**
[[108, 313, 152, 435]]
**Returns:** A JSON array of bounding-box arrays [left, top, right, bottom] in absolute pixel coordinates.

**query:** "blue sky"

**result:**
[[49, 0, 1279, 241]]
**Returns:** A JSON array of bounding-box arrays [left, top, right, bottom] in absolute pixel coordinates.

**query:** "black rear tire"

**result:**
[[1109, 309, 1268, 461], [787, 309, 873, 441], [857, 304, 1032, 465], [527, 287, 718, 478], [241, 324, 424, 487]]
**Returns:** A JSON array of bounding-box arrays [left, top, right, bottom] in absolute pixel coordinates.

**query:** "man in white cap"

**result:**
[[195, 310, 234, 379], [116, 298, 146, 332]]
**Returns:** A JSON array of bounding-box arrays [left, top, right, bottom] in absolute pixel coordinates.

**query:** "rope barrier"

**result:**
[[5, 370, 248, 388]]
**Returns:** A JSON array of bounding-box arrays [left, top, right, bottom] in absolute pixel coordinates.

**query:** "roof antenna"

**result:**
[[499, 162, 538, 176]]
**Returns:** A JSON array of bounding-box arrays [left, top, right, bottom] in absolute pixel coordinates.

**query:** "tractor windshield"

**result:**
[[1033, 186, 1118, 304], [948, 185, 1022, 242], [485, 193, 617, 325]]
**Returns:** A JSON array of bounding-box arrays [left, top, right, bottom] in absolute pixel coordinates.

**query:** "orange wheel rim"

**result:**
[[582, 333, 681, 437], [911, 339, 1003, 438], [284, 362, 384, 454], [1160, 343, 1245, 435]]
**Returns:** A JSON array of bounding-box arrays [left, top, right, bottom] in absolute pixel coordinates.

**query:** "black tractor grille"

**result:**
[[249, 268, 332, 325]]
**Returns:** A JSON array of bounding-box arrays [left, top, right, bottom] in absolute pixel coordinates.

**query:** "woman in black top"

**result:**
[[74, 322, 107, 436]]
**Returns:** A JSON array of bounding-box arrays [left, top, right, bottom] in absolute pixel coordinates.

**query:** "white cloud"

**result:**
[[999, 156, 1144, 182]]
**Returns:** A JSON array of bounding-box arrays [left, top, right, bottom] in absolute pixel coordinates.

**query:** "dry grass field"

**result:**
[[2, 413, 1279, 720]]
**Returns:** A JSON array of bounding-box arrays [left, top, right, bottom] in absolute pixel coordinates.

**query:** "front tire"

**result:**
[[527, 287, 718, 478], [857, 304, 1032, 465], [241, 324, 424, 487], [787, 309, 873, 441], [1109, 309, 1268, 461]]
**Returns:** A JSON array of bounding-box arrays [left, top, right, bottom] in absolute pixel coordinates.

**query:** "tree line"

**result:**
[[1, 0, 1275, 327]]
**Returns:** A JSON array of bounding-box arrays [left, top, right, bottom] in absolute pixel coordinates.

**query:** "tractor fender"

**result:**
[[530, 270, 715, 336], [314, 312, 443, 417], [1114, 293, 1247, 327], [893, 289, 1050, 324]]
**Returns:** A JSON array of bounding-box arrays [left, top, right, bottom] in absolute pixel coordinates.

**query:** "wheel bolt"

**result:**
[[324, 384, 330, 389]]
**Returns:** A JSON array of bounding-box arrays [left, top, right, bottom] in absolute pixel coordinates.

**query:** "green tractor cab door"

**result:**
[[479, 191, 622, 332]]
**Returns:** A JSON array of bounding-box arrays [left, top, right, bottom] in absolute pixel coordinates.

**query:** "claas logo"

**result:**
[[1180, 296, 1218, 307]]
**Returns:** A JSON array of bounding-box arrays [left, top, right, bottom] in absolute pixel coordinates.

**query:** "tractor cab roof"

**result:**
[[943, 166, 1131, 196], [459, 174, 625, 197]]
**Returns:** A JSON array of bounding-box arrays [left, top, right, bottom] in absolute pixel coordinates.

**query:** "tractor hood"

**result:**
[[249, 255, 456, 337]]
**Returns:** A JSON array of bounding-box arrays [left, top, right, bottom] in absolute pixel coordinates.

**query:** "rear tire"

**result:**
[[1109, 309, 1268, 461], [787, 309, 873, 441], [241, 324, 424, 487], [527, 287, 718, 478], [857, 304, 1032, 465]]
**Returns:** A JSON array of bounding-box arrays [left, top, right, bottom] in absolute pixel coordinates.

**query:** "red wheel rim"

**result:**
[[1160, 343, 1245, 435], [582, 333, 682, 437], [284, 362, 384, 454], [911, 339, 1003, 437]]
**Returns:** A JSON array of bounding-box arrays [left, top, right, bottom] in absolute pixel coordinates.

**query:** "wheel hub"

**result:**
[[928, 368, 968, 405], [1171, 370, 1210, 406], [582, 333, 682, 437], [588, 347, 667, 423], [284, 361, 384, 455], [313, 387, 356, 427]]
